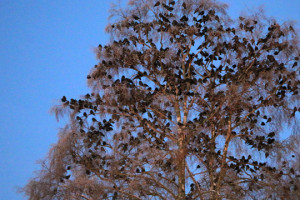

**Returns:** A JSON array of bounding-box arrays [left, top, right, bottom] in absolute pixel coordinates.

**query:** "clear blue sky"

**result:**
[[0, 0, 299, 199]]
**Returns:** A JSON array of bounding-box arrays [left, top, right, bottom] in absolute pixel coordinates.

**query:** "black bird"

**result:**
[[154, 1, 160, 7], [268, 132, 275, 137], [169, 1, 175, 5], [65, 175, 71, 179], [180, 15, 188, 22], [132, 15, 140, 20], [61, 96, 67, 102]]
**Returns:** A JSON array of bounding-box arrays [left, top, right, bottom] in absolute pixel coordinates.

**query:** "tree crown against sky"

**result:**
[[23, 0, 300, 199]]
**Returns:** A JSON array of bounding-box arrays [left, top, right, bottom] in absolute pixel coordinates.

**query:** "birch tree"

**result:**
[[23, 0, 300, 199]]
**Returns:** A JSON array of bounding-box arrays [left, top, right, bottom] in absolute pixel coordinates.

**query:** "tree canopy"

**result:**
[[23, 0, 300, 199]]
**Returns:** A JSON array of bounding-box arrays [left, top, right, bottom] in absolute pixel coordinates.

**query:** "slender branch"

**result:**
[[186, 164, 204, 200], [216, 117, 232, 194], [117, 189, 143, 200]]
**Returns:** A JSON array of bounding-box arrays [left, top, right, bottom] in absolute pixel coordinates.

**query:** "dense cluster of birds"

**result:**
[[32, 1, 300, 199]]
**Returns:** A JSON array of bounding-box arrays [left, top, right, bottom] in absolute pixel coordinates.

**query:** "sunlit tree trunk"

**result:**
[[178, 135, 186, 200]]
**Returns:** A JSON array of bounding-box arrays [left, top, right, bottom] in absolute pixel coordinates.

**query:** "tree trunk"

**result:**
[[178, 136, 186, 200]]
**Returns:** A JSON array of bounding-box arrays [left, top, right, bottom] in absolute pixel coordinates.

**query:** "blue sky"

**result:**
[[0, 0, 299, 199]]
